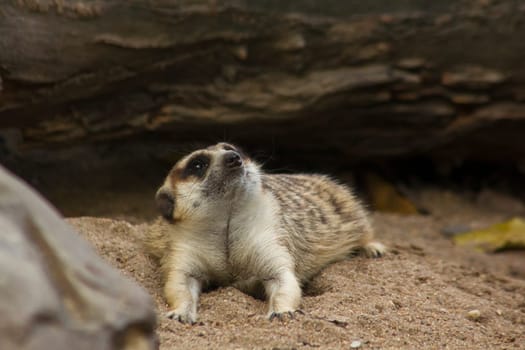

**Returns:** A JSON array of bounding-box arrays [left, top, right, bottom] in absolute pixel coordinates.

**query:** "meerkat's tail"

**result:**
[[361, 241, 387, 258]]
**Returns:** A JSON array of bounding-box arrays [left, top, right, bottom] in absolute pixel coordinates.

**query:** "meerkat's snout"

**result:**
[[223, 150, 243, 169], [156, 190, 175, 221]]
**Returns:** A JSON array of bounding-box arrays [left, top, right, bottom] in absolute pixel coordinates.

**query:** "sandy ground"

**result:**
[[69, 188, 525, 350]]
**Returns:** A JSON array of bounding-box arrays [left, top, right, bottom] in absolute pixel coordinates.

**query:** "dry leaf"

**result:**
[[453, 218, 525, 252]]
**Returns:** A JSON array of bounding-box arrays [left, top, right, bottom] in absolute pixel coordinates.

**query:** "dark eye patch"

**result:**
[[182, 154, 210, 179]]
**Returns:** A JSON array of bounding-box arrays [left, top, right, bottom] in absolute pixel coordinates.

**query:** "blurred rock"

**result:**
[[0, 166, 156, 350], [2, 1, 525, 165]]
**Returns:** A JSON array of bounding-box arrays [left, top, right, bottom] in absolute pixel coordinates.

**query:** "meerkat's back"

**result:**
[[261, 174, 383, 283]]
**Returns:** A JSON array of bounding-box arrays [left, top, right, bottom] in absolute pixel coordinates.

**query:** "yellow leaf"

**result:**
[[453, 218, 525, 252]]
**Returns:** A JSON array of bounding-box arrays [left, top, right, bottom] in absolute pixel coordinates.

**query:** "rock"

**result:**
[[2, 1, 525, 166], [442, 66, 505, 89], [0, 165, 156, 350], [467, 309, 482, 321], [396, 58, 426, 70], [350, 340, 362, 348]]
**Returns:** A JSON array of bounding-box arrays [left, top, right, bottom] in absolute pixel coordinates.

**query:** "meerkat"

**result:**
[[144, 142, 385, 324]]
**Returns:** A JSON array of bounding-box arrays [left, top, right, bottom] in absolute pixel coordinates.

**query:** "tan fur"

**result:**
[[143, 143, 385, 323]]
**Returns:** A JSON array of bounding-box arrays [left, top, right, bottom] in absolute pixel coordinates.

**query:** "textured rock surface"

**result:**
[[1, 0, 525, 164], [0, 166, 156, 350]]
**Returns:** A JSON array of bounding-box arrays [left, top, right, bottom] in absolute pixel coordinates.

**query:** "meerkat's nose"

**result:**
[[224, 151, 242, 168], [156, 190, 175, 221]]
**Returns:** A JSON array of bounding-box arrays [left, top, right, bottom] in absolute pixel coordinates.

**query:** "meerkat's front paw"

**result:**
[[165, 308, 197, 324], [268, 309, 304, 321], [264, 269, 302, 322]]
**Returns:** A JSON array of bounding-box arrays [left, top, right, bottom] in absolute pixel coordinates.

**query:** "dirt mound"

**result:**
[[69, 212, 525, 349]]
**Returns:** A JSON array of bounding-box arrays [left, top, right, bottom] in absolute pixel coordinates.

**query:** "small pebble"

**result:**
[[467, 309, 481, 321], [350, 340, 362, 348], [496, 309, 502, 316]]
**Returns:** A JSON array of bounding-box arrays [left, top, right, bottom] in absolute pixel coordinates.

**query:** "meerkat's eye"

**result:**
[[183, 154, 210, 178]]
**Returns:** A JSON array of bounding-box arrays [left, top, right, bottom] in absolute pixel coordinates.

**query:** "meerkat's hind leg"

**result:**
[[361, 240, 387, 258]]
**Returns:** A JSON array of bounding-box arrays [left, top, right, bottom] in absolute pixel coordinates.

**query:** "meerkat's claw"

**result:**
[[268, 310, 303, 322], [268, 312, 287, 321], [165, 310, 196, 324], [362, 241, 387, 258]]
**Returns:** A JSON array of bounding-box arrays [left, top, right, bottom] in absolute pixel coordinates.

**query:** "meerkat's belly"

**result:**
[[179, 233, 272, 286], [227, 224, 295, 281], [171, 235, 230, 284]]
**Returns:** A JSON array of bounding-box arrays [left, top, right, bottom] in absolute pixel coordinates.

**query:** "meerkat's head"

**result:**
[[155, 143, 261, 222]]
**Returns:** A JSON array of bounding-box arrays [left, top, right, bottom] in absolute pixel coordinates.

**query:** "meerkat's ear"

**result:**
[[156, 191, 175, 222]]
